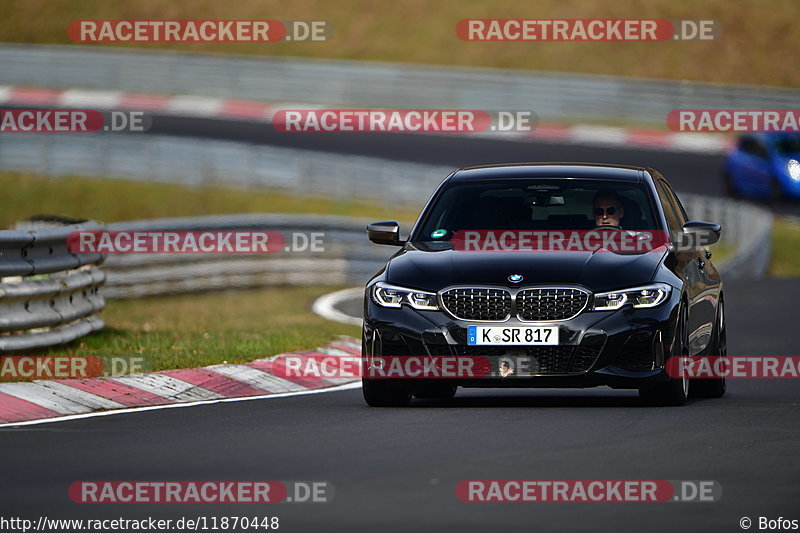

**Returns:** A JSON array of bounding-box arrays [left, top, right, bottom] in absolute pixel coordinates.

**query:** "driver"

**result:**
[[593, 190, 625, 228]]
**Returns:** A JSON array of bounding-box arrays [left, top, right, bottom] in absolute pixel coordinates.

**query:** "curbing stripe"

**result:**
[[110, 374, 223, 402], [318, 346, 360, 358], [0, 382, 362, 428], [220, 100, 272, 119], [570, 125, 629, 145], [328, 343, 361, 356], [0, 391, 61, 423], [166, 95, 224, 117], [0, 338, 364, 426], [7, 87, 61, 105], [58, 377, 172, 407], [158, 367, 268, 398], [0, 86, 11, 105], [258, 355, 355, 387], [247, 359, 334, 389], [31, 381, 125, 410], [669, 132, 731, 152], [0, 382, 105, 415], [116, 92, 172, 110], [0, 85, 735, 154], [59, 89, 122, 109], [626, 130, 674, 147], [207, 364, 307, 393]]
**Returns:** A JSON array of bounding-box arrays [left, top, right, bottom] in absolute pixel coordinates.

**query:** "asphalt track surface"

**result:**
[[2, 121, 799, 532], [154, 115, 729, 195], [150, 115, 799, 215]]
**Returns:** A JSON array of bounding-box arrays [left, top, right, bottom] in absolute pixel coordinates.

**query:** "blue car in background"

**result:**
[[724, 132, 800, 201]]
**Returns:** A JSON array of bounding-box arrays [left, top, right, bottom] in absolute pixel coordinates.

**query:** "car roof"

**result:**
[[740, 131, 800, 141], [449, 163, 649, 183], [765, 131, 800, 140]]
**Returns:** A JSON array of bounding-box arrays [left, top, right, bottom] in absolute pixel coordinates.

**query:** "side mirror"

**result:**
[[679, 221, 721, 248], [367, 221, 403, 245]]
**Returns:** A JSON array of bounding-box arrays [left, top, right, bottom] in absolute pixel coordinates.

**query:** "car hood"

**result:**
[[384, 244, 667, 293]]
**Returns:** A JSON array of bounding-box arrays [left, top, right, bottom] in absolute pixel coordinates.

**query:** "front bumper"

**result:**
[[781, 177, 800, 199], [362, 289, 681, 390]]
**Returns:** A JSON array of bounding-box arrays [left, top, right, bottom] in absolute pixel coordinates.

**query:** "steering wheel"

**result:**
[[594, 225, 623, 231]]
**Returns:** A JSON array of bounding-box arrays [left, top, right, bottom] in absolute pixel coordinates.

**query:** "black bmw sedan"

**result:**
[[362, 163, 726, 407]]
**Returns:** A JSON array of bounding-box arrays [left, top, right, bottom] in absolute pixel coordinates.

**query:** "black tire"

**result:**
[[413, 384, 457, 400], [362, 379, 412, 407], [640, 302, 689, 406], [639, 374, 688, 406], [690, 298, 727, 399]]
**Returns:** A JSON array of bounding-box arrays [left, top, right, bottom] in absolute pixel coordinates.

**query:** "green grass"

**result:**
[[769, 217, 800, 277], [0, 171, 421, 227], [1, 0, 797, 87], [41, 285, 361, 372], [707, 242, 734, 264], [1, 171, 396, 381]]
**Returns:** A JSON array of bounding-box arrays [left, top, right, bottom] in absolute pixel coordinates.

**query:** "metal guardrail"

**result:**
[[102, 214, 396, 298], [679, 193, 772, 280], [2, 44, 800, 125], [0, 133, 454, 207], [0, 219, 106, 352]]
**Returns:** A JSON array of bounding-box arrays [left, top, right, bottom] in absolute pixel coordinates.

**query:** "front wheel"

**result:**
[[640, 303, 689, 406], [362, 379, 412, 407], [690, 299, 727, 398], [639, 377, 687, 406]]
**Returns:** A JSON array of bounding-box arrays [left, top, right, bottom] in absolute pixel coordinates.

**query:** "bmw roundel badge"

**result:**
[[508, 274, 523, 283]]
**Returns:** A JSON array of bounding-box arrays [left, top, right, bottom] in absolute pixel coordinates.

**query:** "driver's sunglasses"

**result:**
[[594, 206, 619, 216]]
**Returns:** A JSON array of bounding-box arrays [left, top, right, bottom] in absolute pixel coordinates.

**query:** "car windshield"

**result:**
[[412, 178, 661, 242], [771, 133, 800, 156]]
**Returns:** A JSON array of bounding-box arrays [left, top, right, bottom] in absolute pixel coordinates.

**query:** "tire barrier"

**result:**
[[0, 217, 106, 352]]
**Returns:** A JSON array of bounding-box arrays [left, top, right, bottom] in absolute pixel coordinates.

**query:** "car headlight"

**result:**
[[372, 282, 439, 310], [788, 159, 800, 182], [591, 283, 671, 310]]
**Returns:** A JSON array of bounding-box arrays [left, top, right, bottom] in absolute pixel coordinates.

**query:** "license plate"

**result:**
[[467, 325, 559, 346]]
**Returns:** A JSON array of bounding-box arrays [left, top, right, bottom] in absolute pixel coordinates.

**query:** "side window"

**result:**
[[655, 181, 682, 234], [662, 181, 689, 224], [739, 136, 769, 159]]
